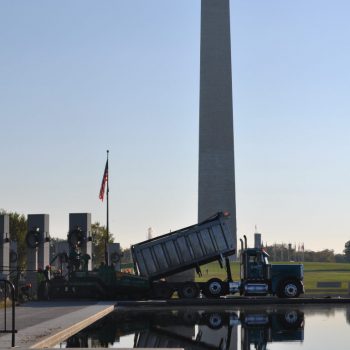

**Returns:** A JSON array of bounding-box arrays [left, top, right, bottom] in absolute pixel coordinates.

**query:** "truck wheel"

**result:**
[[204, 313, 223, 329], [178, 282, 200, 299], [278, 280, 301, 298], [278, 310, 304, 329], [203, 278, 226, 298]]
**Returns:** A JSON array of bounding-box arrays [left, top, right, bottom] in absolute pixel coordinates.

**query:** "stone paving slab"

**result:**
[[0, 301, 115, 349]]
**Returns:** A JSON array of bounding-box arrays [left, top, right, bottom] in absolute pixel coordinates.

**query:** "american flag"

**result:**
[[99, 159, 108, 201]]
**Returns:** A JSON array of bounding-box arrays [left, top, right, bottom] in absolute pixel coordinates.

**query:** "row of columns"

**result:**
[[0, 213, 121, 282]]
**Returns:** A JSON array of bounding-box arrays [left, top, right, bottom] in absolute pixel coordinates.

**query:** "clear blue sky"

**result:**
[[1, 0, 349, 254]]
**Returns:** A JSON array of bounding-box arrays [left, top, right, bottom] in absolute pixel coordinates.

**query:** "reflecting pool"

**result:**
[[57, 305, 350, 349]]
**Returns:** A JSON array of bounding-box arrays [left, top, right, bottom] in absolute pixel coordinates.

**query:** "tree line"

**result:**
[[262, 242, 350, 263]]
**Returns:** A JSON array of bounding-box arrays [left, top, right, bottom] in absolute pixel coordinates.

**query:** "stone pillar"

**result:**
[[28, 214, 50, 268], [26, 214, 50, 293], [10, 241, 17, 273], [52, 241, 70, 277], [198, 0, 236, 251], [254, 233, 262, 248], [107, 243, 121, 271], [69, 213, 92, 270], [0, 214, 10, 279]]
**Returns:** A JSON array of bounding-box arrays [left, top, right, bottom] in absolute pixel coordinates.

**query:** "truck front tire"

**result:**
[[277, 279, 302, 298], [278, 310, 304, 329]]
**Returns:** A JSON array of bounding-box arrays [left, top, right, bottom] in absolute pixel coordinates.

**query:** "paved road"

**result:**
[[0, 300, 115, 348]]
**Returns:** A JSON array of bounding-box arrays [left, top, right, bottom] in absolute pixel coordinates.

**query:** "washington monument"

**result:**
[[198, 0, 236, 247]]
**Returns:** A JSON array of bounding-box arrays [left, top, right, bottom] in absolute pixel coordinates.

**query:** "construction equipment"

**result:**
[[43, 212, 304, 299]]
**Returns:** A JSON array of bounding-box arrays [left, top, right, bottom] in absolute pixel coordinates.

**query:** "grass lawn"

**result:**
[[196, 261, 350, 295]]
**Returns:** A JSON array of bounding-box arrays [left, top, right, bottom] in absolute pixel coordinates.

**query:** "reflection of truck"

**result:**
[[45, 212, 304, 299], [63, 308, 304, 349], [240, 309, 304, 349]]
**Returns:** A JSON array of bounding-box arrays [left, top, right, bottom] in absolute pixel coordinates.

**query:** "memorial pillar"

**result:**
[[26, 214, 50, 293], [107, 243, 121, 271], [0, 214, 10, 279], [69, 213, 92, 270]]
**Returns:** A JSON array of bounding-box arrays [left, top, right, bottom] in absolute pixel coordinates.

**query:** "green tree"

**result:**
[[91, 222, 114, 268], [0, 210, 27, 269], [344, 241, 350, 262], [335, 253, 347, 263]]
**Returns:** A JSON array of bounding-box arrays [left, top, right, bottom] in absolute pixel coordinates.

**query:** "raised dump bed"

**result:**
[[131, 212, 235, 281]]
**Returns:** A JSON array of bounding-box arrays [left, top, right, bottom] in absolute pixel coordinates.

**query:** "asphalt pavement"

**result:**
[[0, 300, 115, 349]]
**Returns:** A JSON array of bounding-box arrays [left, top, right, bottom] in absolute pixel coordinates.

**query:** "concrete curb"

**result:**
[[29, 303, 115, 349], [116, 296, 350, 307]]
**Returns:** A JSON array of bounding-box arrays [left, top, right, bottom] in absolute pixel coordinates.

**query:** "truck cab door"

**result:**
[[246, 251, 264, 280]]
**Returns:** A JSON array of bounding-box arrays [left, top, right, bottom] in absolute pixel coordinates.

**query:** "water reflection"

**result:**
[[346, 308, 350, 324], [59, 307, 306, 349]]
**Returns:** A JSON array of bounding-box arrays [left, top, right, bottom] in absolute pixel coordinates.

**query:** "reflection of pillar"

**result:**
[[346, 306, 350, 324], [160, 326, 194, 340], [107, 243, 121, 271], [199, 325, 238, 350], [69, 213, 92, 270], [0, 214, 10, 279]]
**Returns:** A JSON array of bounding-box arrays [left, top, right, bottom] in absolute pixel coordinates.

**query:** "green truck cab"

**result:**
[[239, 246, 304, 297]]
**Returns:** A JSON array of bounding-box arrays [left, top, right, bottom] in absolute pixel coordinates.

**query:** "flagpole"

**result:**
[[105, 150, 109, 265]]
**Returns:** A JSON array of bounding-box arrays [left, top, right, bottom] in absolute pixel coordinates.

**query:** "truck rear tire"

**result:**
[[178, 282, 200, 299], [277, 279, 301, 298], [203, 278, 226, 298]]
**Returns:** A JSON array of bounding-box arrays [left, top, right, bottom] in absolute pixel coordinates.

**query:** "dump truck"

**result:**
[[44, 212, 304, 299]]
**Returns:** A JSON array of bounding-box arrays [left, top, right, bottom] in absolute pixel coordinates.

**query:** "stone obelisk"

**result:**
[[198, 0, 236, 251]]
